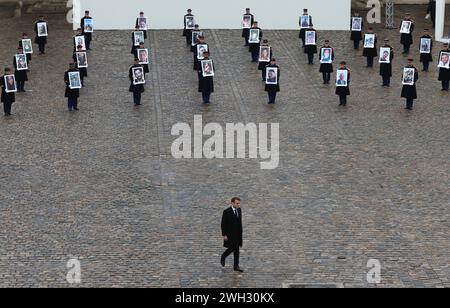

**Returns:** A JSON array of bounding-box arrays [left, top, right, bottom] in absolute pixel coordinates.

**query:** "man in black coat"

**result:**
[[350, 12, 363, 50], [380, 39, 394, 87], [319, 40, 334, 84], [336, 61, 350, 106], [304, 25, 317, 65], [135, 11, 148, 40], [193, 36, 209, 71], [427, 0, 436, 28], [363, 27, 377, 68], [1, 67, 16, 116], [14, 47, 28, 92], [81, 10, 93, 50], [249, 22, 263, 62], [242, 8, 254, 47], [221, 197, 244, 272], [129, 59, 145, 106], [420, 29, 433, 72], [299, 9, 313, 48], [19, 33, 32, 62], [134, 42, 150, 75], [182, 9, 194, 46], [265, 58, 280, 104], [400, 14, 415, 54], [198, 52, 214, 104], [64, 63, 80, 111], [73, 46, 88, 86], [438, 43, 450, 91], [258, 39, 272, 81], [401, 58, 419, 110], [34, 16, 48, 55]]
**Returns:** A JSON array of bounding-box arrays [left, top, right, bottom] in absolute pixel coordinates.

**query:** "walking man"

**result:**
[[221, 197, 244, 273]]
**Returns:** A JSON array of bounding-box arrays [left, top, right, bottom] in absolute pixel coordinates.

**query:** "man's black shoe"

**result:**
[[234, 267, 244, 273]]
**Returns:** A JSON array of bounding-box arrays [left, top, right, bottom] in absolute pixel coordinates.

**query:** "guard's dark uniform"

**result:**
[[1, 75, 15, 115], [193, 42, 209, 71], [299, 15, 313, 47], [248, 27, 263, 62], [13, 55, 28, 92], [379, 45, 394, 86], [304, 29, 317, 65], [400, 19, 415, 54], [401, 65, 419, 109], [264, 64, 280, 104], [242, 13, 254, 46], [64, 68, 80, 111], [438, 49, 450, 91], [182, 13, 194, 45], [319, 46, 335, 84], [34, 19, 48, 54], [81, 16, 93, 50], [336, 68, 350, 106], [363, 33, 378, 67], [420, 35, 433, 71], [129, 64, 145, 106], [350, 17, 363, 49], [197, 58, 214, 103]]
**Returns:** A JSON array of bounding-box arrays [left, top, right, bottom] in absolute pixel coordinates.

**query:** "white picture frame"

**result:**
[[138, 17, 148, 30], [76, 51, 88, 68], [336, 69, 348, 87], [22, 39, 33, 54], [185, 16, 195, 30], [351, 17, 362, 32], [320, 48, 333, 64], [15, 54, 28, 71], [420, 38, 432, 54], [305, 31, 316, 46], [191, 31, 203, 46], [265, 67, 278, 85], [69, 71, 82, 89], [379, 47, 391, 64], [37, 22, 48, 37], [364, 34, 376, 48], [132, 67, 146, 85], [248, 28, 260, 44], [242, 14, 252, 29], [402, 68, 415, 85], [74, 35, 87, 51], [259, 46, 271, 63], [438, 51, 450, 69], [133, 31, 145, 46], [196, 44, 209, 60], [300, 15, 310, 29], [137, 48, 149, 65], [400, 20, 412, 34], [201, 60, 214, 77], [84, 18, 94, 33], [4, 75, 17, 93]]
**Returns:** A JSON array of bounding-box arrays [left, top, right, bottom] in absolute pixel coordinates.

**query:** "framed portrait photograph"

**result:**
[[196, 44, 209, 60], [138, 17, 148, 30], [320, 48, 333, 64], [400, 21, 412, 34], [15, 54, 28, 71], [336, 70, 348, 87], [84, 18, 93, 33], [379, 47, 391, 64], [248, 29, 260, 44], [201, 60, 214, 77], [438, 52, 450, 69], [242, 15, 252, 29], [191, 31, 203, 46], [133, 31, 145, 46], [22, 39, 33, 54], [305, 31, 316, 46], [132, 67, 146, 85], [265, 67, 278, 85], [259, 46, 271, 63], [68, 71, 82, 89], [76, 51, 88, 68], [364, 34, 376, 48], [420, 38, 432, 54], [37, 22, 48, 37], [351, 17, 363, 31], [185, 16, 195, 30], [402, 68, 415, 85], [4, 75, 17, 93], [75, 35, 87, 51], [137, 48, 149, 65], [300, 15, 310, 29]]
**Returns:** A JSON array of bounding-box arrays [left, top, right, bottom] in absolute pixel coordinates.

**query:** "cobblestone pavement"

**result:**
[[0, 6, 449, 288]]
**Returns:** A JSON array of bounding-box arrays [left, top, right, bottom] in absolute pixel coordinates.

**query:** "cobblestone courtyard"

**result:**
[[0, 6, 449, 287]]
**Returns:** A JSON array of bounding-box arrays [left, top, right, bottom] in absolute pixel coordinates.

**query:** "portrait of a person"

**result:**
[[380, 50, 390, 62], [321, 48, 332, 63], [139, 50, 148, 64], [301, 15, 310, 28], [439, 53, 450, 68], [260, 48, 270, 62], [77, 52, 87, 67], [133, 68, 145, 84], [267, 69, 277, 83], [306, 32, 315, 45], [337, 73, 347, 86], [5, 75, 16, 92]]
